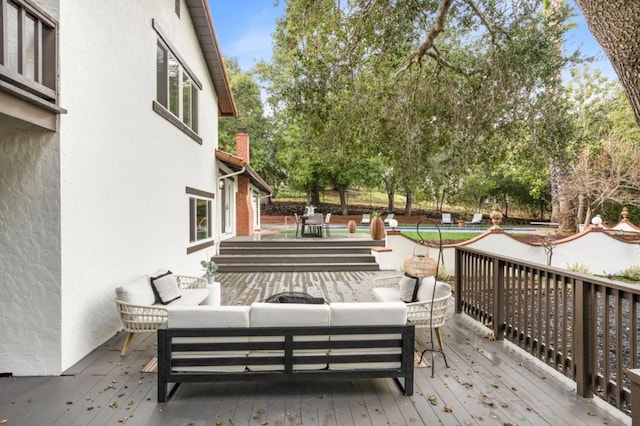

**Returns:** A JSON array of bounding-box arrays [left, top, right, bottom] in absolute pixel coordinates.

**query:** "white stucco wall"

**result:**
[[0, 119, 62, 376], [57, 0, 221, 371], [387, 228, 640, 278], [0, 0, 62, 376]]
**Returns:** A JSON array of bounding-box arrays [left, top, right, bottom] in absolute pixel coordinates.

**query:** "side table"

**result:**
[[202, 281, 221, 306]]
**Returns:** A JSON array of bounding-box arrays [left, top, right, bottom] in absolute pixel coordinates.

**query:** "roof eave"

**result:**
[[185, 0, 238, 117]]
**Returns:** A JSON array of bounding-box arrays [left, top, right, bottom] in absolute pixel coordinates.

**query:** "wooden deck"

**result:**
[[0, 271, 631, 425]]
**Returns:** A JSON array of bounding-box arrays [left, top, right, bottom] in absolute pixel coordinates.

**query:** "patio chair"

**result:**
[[294, 213, 302, 237], [384, 213, 395, 225], [322, 212, 332, 236], [465, 213, 483, 226], [441, 213, 453, 226], [360, 213, 371, 225], [372, 274, 451, 352]]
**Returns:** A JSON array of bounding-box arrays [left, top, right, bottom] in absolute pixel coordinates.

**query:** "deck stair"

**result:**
[[214, 238, 385, 272]]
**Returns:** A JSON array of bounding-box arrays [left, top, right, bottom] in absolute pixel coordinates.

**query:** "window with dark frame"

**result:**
[[0, 0, 58, 103], [154, 24, 200, 137], [188, 196, 212, 243]]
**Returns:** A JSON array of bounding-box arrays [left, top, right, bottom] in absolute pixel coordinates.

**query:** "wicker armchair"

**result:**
[[372, 274, 451, 351], [114, 275, 207, 356]]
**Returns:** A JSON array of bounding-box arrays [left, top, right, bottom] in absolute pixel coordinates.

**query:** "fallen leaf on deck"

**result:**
[[504, 422, 518, 426], [443, 406, 453, 413], [428, 395, 438, 405], [0, 420, 7, 425]]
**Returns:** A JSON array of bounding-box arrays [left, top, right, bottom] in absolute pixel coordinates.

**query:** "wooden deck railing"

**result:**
[[455, 246, 640, 417]]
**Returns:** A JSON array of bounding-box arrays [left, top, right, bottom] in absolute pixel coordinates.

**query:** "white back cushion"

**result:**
[[168, 306, 251, 328], [114, 275, 155, 306], [330, 302, 407, 325], [417, 277, 452, 302], [250, 302, 331, 327]]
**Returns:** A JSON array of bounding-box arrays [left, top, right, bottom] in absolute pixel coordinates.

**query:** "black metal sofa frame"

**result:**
[[158, 323, 415, 402]]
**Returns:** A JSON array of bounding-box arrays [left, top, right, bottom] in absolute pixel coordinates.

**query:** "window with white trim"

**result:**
[[156, 39, 198, 133], [189, 196, 212, 243]]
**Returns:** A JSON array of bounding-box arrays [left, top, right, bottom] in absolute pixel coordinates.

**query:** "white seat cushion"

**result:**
[[161, 288, 208, 307], [372, 287, 402, 303], [114, 275, 155, 306]]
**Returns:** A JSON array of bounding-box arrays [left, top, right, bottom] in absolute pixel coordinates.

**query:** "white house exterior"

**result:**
[[0, 0, 240, 376]]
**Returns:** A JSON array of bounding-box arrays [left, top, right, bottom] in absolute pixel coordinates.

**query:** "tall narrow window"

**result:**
[[6, 2, 19, 73], [168, 55, 180, 116], [182, 73, 192, 128], [156, 42, 167, 106], [24, 14, 36, 80]]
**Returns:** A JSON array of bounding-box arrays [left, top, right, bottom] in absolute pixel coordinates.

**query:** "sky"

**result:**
[[207, 0, 617, 81]]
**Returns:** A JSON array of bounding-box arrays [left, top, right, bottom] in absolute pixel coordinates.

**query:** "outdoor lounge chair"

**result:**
[[384, 213, 395, 225], [372, 274, 452, 354], [465, 213, 483, 226], [361, 213, 371, 225], [441, 213, 453, 226]]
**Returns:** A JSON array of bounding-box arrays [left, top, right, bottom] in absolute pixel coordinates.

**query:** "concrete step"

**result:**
[[213, 254, 376, 264], [216, 263, 381, 272], [219, 239, 385, 249], [215, 237, 385, 272], [219, 246, 374, 255]]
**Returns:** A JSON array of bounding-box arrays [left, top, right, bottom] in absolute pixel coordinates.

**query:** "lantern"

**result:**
[[403, 250, 438, 278]]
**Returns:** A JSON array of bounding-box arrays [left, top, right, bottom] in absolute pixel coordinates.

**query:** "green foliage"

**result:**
[[218, 58, 284, 189], [622, 266, 640, 282], [567, 262, 591, 274], [258, 0, 579, 215], [200, 260, 218, 276]]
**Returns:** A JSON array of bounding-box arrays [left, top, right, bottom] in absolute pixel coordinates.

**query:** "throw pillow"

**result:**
[[150, 270, 182, 305], [417, 276, 437, 302], [398, 273, 420, 302]]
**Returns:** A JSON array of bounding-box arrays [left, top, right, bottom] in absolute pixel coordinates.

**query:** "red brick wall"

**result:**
[[236, 131, 250, 164], [235, 175, 253, 236], [235, 130, 254, 236]]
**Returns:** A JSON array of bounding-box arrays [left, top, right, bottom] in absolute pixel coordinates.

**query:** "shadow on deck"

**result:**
[[0, 271, 630, 425]]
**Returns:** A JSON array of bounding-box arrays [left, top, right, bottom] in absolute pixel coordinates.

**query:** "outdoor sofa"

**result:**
[[157, 301, 415, 402]]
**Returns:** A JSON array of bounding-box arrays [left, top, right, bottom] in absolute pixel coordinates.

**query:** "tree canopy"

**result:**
[[258, 0, 576, 215]]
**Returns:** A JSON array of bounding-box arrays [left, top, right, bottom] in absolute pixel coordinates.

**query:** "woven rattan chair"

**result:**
[[114, 275, 207, 356], [372, 274, 451, 351]]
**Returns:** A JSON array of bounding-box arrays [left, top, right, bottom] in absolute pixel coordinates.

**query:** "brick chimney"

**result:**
[[235, 128, 253, 236], [236, 127, 250, 163]]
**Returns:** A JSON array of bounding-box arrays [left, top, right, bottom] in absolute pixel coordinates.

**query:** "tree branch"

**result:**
[[414, 0, 455, 63], [460, 0, 508, 46]]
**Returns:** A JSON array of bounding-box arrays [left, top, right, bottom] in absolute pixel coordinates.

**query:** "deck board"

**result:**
[[0, 271, 630, 425]]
